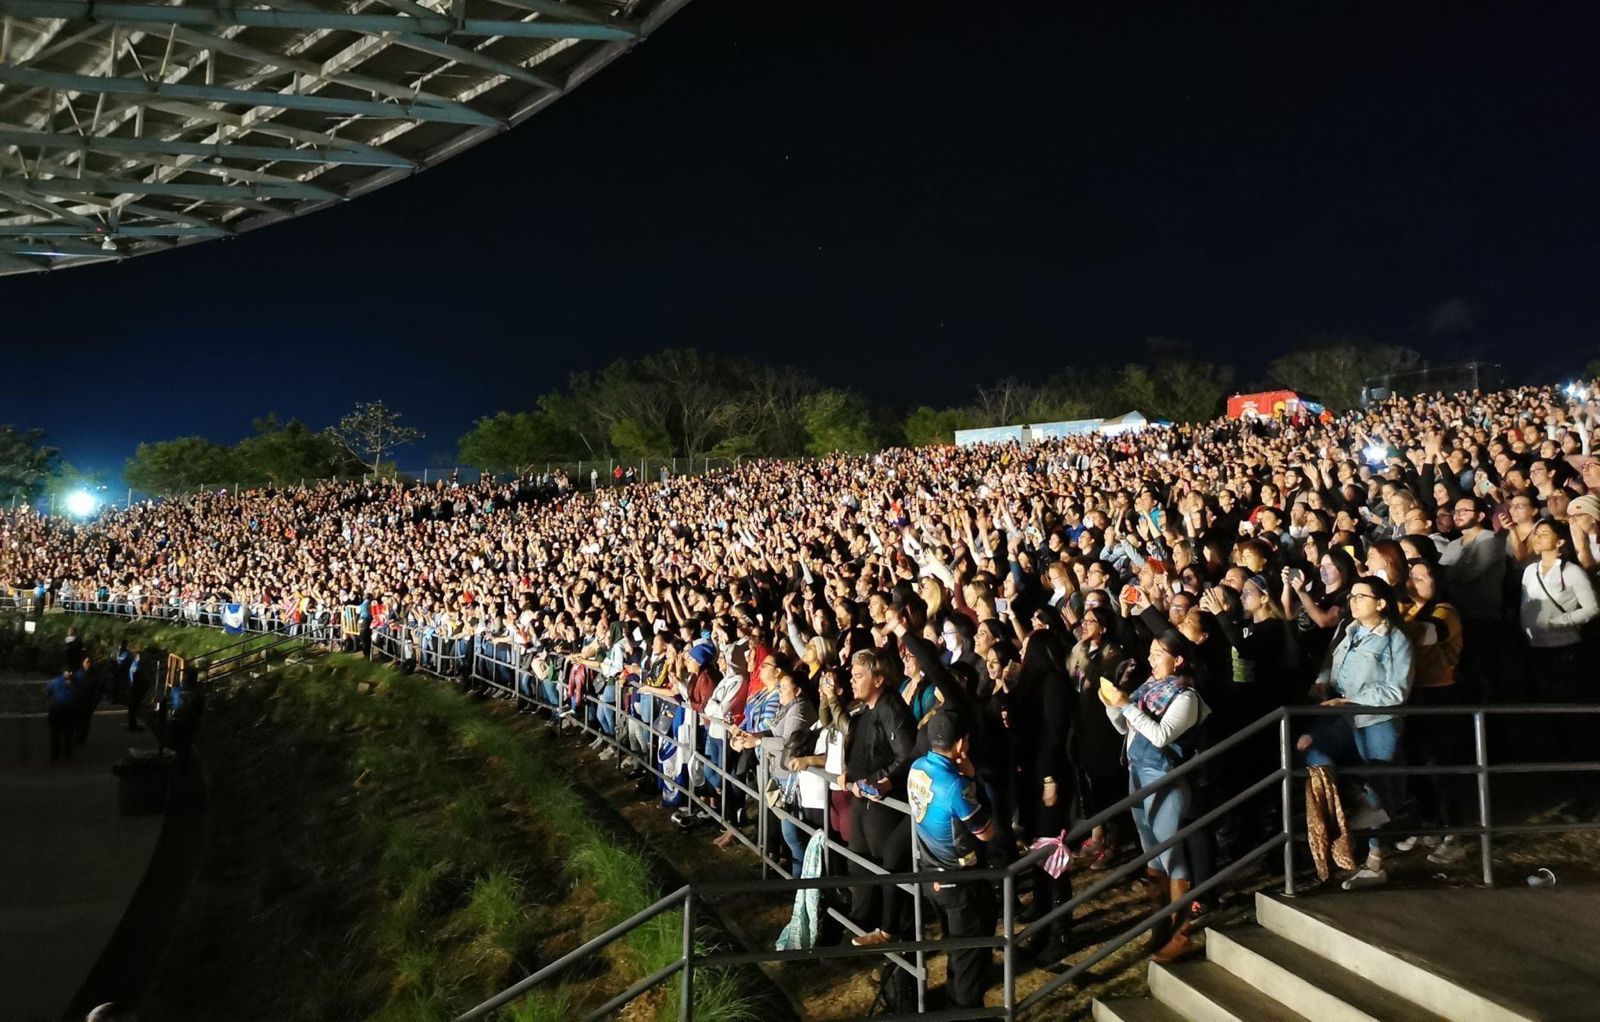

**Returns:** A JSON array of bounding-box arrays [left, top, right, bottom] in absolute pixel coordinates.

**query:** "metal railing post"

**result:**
[[757, 752, 769, 879], [911, 818, 926, 1013], [1002, 868, 1016, 1022], [1474, 710, 1494, 886], [1280, 711, 1295, 896], [679, 891, 695, 1022]]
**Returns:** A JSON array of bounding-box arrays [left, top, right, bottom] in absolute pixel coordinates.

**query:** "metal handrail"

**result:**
[[46, 598, 1600, 1020], [455, 886, 691, 1021]]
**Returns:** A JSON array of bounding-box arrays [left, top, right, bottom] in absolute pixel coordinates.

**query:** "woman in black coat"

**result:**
[[1008, 627, 1075, 963]]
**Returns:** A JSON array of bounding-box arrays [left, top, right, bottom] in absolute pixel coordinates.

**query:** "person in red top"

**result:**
[[685, 642, 717, 713]]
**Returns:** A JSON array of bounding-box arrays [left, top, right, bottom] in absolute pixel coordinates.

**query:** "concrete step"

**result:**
[[1093, 997, 1192, 1022], [1206, 926, 1451, 1022], [1254, 893, 1536, 1022], [1149, 960, 1312, 1022]]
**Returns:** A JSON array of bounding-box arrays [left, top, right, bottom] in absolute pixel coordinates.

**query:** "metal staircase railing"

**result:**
[[31, 596, 1600, 1019]]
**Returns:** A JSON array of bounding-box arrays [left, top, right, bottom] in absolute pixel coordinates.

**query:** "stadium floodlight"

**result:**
[[65, 489, 99, 517], [1565, 382, 1589, 401]]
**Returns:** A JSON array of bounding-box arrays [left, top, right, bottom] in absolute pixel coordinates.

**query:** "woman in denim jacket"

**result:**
[[1297, 575, 1414, 889]]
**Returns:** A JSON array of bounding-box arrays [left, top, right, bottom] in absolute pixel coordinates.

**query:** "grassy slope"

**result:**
[[21, 616, 757, 1022]]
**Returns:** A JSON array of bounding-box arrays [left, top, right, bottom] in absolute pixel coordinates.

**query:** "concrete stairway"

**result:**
[[1094, 890, 1551, 1022]]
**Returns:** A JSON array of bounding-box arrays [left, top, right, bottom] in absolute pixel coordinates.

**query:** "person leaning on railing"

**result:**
[[760, 659, 818, 875], [1296, 575, 1414, 891], [839, 646, 917, 948], [1395, 556, 1469, 864]]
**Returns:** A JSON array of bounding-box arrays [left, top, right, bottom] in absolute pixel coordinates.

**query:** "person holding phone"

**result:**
[[839, 648, 917, 948], [1101, 633, 1208, 962]]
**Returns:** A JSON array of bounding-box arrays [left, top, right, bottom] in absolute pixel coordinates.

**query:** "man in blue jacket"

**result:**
[[45, 670, 76, 761]]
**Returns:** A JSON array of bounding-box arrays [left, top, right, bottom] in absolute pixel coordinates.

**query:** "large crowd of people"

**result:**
[[5, 379, 1599, 1008]]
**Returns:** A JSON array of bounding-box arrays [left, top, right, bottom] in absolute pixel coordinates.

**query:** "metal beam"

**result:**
[[0, 127, 417, 168], [0, 66, 505, 127], [163, 26, 489, 112], [0, 248, 48, 272], [383, 34, 559, 89], [0, 177, 100, 225], [2, 235, 119, 257], [486, 0, 615, 26], [23, 173, 332, 201], [0, 221, 224, 236], [0, 1, 637, 39], [122, 199, 228, 230]]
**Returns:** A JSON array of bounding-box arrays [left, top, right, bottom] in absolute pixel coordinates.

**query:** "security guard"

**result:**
[[906, 710, 996, 1009]]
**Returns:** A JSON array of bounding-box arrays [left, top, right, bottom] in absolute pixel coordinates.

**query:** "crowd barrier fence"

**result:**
[[10, 592, 1600, 1020]]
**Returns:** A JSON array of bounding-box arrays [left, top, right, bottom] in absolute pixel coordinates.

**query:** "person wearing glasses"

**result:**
[[1438, 497, 1507, 701], [1297, 576, 1415, 889], [1519, 519, 1598, 800]]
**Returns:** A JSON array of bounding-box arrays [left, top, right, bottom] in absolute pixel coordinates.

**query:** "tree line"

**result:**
[[0, 338, 1463, 500]]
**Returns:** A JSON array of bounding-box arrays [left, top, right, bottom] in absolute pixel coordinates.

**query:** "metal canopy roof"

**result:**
[[0, 0, 688, 275]]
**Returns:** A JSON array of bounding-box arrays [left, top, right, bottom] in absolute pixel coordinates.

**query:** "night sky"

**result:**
[[3, 1, 1596, 474]]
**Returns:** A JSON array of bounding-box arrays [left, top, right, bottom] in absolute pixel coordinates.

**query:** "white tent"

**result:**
[[1097, 410, 1149, 435]]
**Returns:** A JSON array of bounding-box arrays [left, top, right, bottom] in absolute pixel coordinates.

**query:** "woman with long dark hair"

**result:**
[[1099, 632, 1209, 962], [1520, 518, 1598, 698], [1298, 575, 1414, 889], [1519, 518, 1598, 800], [1009, 627, 1075, 963], [1284, 545, 1357, 684], [1065, 605, 1124, 868], [1397, 558, 1467, 864]]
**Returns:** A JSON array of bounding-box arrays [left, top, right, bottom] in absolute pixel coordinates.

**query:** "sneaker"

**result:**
[[588, 736, 606, 751], [850, 928, 892, 947], [1341, 866, 1389, 890], [560, 716, 577, 732], [598, 746, 617, 761], [1428, 837, 1469, 865], [1395, 834, 1441, 852]]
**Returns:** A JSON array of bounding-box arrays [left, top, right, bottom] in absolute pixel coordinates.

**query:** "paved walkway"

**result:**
[[1, 674, 163, 1022]]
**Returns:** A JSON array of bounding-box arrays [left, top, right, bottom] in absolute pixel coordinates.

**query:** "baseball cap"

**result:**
[[926, 710, 967, 749], [1570, 494, 1600, 520]]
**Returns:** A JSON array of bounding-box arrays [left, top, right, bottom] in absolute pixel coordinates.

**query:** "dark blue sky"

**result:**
[[4, 0, 1597, 475]]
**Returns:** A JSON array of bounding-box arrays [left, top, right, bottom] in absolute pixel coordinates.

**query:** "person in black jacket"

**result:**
[[1009, 627, 1075, 963], [839, 647, 918, 947]]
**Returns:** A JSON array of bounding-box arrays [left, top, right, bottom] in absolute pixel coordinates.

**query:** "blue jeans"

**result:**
[[1304, 716, 1403, 852], [1128, 761, 1191, 880], [780, 807, 822, 878], [598, 683, 618, 737], [702, 736, 726, 791]]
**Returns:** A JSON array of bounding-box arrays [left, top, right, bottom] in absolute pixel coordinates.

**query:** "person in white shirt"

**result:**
[[1520, 518, 1598, 697]]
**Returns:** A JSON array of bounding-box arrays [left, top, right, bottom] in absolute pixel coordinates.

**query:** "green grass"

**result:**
[[18, 614, 761, 1022]]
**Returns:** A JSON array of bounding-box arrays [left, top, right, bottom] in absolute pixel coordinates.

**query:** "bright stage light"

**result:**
[[65, 490, 99, 517], [1364, 442, 1389, 465]]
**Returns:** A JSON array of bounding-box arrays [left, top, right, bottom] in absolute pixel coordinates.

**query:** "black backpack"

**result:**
[[871, 960, 917, 1016]]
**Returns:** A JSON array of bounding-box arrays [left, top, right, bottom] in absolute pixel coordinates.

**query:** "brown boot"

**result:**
[[1135, 868, 1169, 908], [1151, 878, 1194, 962]]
